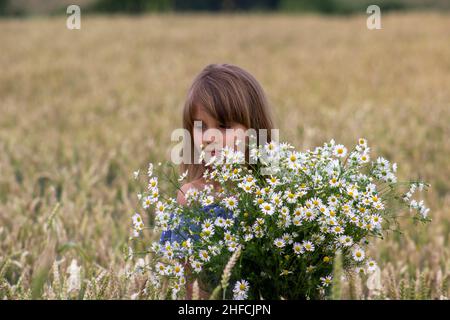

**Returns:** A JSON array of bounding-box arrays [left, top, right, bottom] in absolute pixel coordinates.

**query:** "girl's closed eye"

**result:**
[[194, 121, 207, 131]]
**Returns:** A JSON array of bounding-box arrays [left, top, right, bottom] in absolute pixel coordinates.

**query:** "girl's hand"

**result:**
[[183, 261, 211, 300], [185, 279, 211, 300]]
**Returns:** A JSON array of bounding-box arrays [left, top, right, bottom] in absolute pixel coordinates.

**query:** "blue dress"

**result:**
[[159, 204, 234, 244]]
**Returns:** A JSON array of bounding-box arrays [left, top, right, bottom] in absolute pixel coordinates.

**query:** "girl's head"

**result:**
[[181, 63, 275, 181]]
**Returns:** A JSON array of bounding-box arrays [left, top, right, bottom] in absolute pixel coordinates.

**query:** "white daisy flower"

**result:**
[[282, 233, 293, 244], [224, 218, 235, 228], [238, 181, 254, 193], [284, 190, 298, 203], [227, 241, 239, 252], [338, 235, 353, 247], [132, 212, 143, 227], [346, 186, 359, 199], [155, 262, 167, 275], [317, 204, 329, 215], [142, 196, 152, 209], [202, 195, 214, 207], [199, 250, 211, 262], [293, 242, 303, 255], [293, 216, 303, 226], [371, 214, 383, 225], [267, 176, 280, 187], [260, 202, 275, 216], [264, 141, 279, 155], [201, 226, 215, 238], [320, 275, 333, 287], [280, 206, 290, 216], [244, 233, 254, 242], [155, 201, 166, 215], [148, 177, 158, 190], [223, 196, 238, 210], [376, 157, 390, 169], [366, 259, 378, 273], [304, 209, 316, 222], [309, 197, 322, 208], [163, 249, 175, 260], [302, 240, 315, 252], [191, 260, 203, 273], [181, 239, 193, 252], [373, 201, 385, 211], [271, 192, 283, 207], [352, 247, 365, 262], [215, 216, 226, 227], [331, 224, 344, 235], [274, 238, 286, 249], [327, 195, 339, 207], [329, 176, 340, 187], [172, 263, 184, 277], [333, 144, 347, 158], [359, 152, 370, 163], [233, 280, 250, 300], [201, 218, 213, 228], [293, 206, 303, 217]]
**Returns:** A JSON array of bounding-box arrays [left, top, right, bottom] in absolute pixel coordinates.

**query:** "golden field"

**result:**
[[0, 12, 449, 299]]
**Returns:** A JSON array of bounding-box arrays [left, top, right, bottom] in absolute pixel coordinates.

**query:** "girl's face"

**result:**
[[192, 105, 248, 160]]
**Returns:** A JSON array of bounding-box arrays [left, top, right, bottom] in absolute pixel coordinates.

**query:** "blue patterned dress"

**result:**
[[159, 204, 234, 244]]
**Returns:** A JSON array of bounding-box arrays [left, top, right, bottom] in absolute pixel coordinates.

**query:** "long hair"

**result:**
[[180, 63, 275, 182]]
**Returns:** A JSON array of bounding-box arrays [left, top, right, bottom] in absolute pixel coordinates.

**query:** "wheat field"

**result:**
[[0, 12, 449, 299]]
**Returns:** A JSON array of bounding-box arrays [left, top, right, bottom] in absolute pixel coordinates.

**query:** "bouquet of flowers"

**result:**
[[129, 138, 430, 300]]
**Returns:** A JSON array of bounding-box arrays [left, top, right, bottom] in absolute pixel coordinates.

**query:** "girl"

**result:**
[[161, 63, 275, 299]]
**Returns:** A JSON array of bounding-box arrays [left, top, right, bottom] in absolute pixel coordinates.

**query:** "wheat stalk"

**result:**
[[209, 246, 241, 300]]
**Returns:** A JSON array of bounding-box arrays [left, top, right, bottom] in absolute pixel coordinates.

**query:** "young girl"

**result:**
[[161, 63, 275, 299]]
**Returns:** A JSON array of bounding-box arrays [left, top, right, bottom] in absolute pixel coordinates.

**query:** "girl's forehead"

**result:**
[[193, 104, 216, 122]]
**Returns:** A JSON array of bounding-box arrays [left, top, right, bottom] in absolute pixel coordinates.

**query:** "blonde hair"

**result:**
[[181, 63, 275, 182]]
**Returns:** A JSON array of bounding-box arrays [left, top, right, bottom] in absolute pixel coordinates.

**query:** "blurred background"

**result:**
[[0, 0, 449, 299], [0, 0, 450, 15], [0, 0, 450, 16]]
